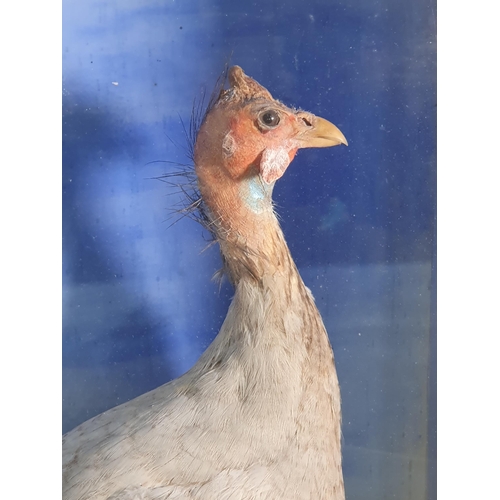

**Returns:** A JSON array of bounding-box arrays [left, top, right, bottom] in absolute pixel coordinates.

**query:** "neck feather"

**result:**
[[193, 158, 342, 463]]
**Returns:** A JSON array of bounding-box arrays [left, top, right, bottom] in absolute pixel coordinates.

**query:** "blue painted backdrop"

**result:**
[[62, 0, 436, 498]]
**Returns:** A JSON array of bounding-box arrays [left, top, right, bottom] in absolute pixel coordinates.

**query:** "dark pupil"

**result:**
[[262, 111, 279, 126]]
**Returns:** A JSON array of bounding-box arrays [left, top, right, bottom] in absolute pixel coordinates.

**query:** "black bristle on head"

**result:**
[[149, 164, 212, 236], [150, 63, 232, 241]]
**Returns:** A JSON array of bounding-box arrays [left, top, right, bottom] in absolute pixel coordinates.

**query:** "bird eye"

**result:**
[[258, 110, 281, 129]]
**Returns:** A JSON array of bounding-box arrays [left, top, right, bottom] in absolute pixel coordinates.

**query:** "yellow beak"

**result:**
[[296, 115, 348, 148]]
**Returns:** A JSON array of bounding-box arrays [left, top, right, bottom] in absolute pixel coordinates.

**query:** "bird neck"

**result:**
[[194, 161, 341, 461], [197, 167, 296, 285]]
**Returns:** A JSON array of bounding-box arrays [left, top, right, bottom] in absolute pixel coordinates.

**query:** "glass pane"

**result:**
[[63, 1, 436, 498]]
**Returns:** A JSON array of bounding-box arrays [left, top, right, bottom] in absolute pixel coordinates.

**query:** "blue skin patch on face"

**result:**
[[240, 175, 274, 214]]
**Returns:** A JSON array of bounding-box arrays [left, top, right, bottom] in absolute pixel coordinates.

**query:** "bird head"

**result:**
[[193, 65, 347, 263], [195, 66, 347, 190]]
